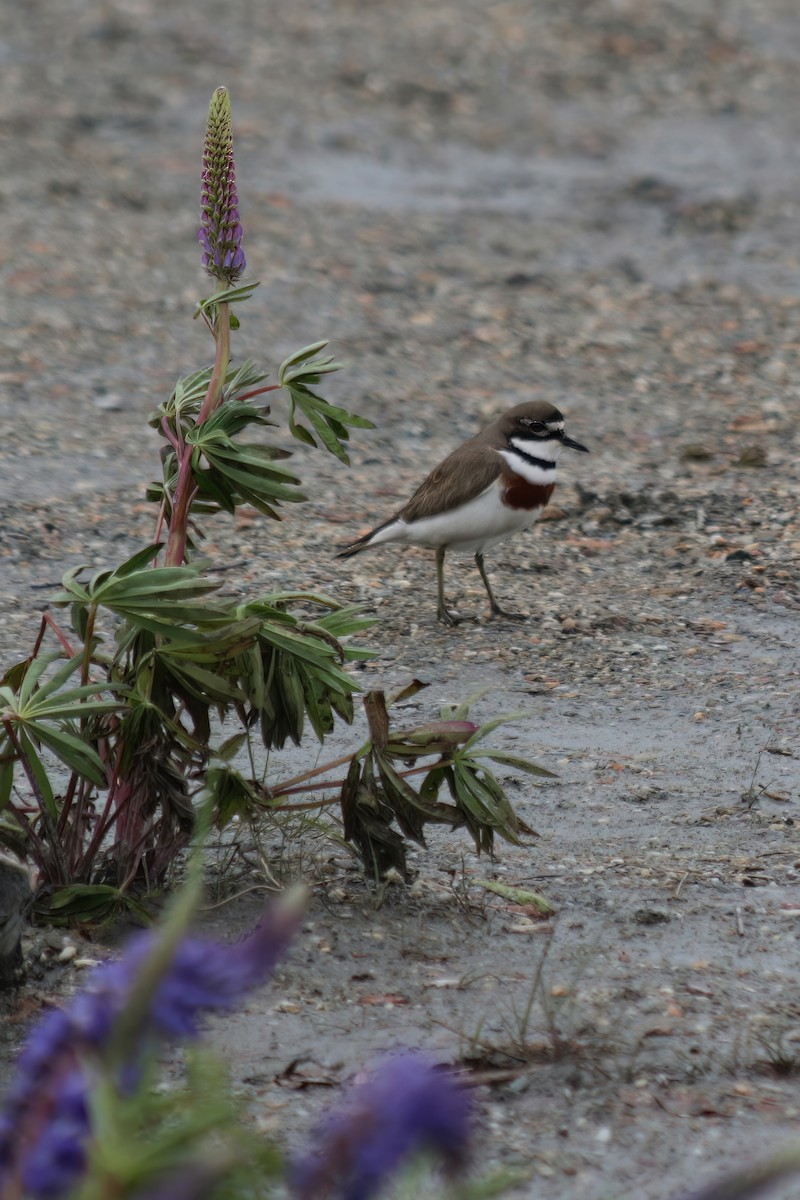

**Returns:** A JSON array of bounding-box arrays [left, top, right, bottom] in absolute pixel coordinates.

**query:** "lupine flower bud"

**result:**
[[0, 889, 305, 1200], [291, 1053, 473, 1200], [198, 87, 246, 283]]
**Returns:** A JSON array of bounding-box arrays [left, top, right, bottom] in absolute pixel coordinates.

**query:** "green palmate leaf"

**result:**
[[99, 572, 220, 601], [239, 601, 363, 750], [256, 632, 352, 691], [0, 657, 31, 692], [284, 380, 374, 464], [15, 730, 57, 818], [208, 441, 294, 472], [471, 748, 556, 777], [302, 676, 333, 741], [153, 617, 261, 662], [188, 400, 272, 441], [452, 760, 495, 820], [205, 763, 260, 826], [192, 465, 238, 514], [288, 407, 317, 447], [162, 661, 246, 706], [453, 760, 524, 843], [23, 721, 108, 787], [339, 756, 409, 879], [42, 883, 152, 924], [224, 358, 270, 398], [195, 281, 260, 317], [7, 673, 125, 721], [375, 749, 457, 828], [152, 360, 271, 431], [16, 651, 55, 707], [290, 388, 373, 429], [460, 711, 528, 750], [236, 643, 266, 711], [189, 422, 307, 514], [55, 562, 224, 628], [247, 592, 325, 610], [202, 455, 306, 504], [215, 731, 249, 761], [25, 653, 90, 702], [23, 697, 122, 721], [100, 574, 211, 599], [114, 600, 229, 625], [277, 340, 331, 378], [112, 543, 166, 578], [317, 610, 375, 659], [420, 763, 445, 799], [149, 369, 211, 429], [454, 761, 508, 825], [374, 752, 426, 843], [309, 412, 352, 462], [339, 755, 362, 838], [54, 564, 92, 605], [113, 612, 231, 645], [174, 367, 214, 407]]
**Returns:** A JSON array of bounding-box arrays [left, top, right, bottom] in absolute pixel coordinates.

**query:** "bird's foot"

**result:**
[[489, 604, 527, 622], [437, 604, 464, 627]]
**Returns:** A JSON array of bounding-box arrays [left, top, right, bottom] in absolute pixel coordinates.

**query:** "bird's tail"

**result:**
[[336, 516, 397, 559], [335, 531, 374, 559]]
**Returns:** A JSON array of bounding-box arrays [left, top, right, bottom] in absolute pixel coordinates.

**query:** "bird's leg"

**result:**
[[475, 553, 526, 621], [436, 547, 462, 625]]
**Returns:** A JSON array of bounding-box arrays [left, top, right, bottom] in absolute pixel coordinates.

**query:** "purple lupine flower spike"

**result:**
[[0, 888, 305, 1200], [291, 1053, 473, 1200], [198, 87, 246, 283]]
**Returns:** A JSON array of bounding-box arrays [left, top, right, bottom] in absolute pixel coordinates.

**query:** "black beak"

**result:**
[[559, 431, 590, 453]]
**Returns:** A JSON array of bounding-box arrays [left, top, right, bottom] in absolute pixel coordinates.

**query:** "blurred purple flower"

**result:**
[[291, 1053, 472, 1200], [198, 86, 246, 283], [0, 891, 303, 1200]]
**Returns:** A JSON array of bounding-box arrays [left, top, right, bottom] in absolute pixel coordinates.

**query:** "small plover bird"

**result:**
[[337, 401, 589, 624]]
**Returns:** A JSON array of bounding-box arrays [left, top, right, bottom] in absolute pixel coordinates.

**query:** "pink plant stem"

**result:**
[[164, 301, 231, 567], [77, 739, 127, 873], [236, 383, 280, 403], [266, 760, 440, 803], [32, 612, 75, 659], [269, 749, 366, 792]]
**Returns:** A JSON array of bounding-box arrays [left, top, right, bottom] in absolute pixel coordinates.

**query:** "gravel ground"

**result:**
[[2, 1, 800, 1197]]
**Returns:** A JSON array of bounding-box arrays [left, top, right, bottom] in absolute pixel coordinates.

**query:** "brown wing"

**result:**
[[399, 444, 502, 523]]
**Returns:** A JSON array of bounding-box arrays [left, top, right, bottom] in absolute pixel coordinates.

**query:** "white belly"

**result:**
[[368, 482, 541, 556]]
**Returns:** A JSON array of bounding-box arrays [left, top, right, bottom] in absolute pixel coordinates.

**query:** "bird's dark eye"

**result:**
[[522, 419, 547, 431]]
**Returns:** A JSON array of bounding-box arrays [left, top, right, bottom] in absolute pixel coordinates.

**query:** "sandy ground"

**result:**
[[2, 0, 800, 1197]]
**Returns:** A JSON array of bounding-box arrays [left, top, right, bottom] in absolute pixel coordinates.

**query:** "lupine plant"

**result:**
[[0, 861, 474, 1200], [0, 87, 549, 924]]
